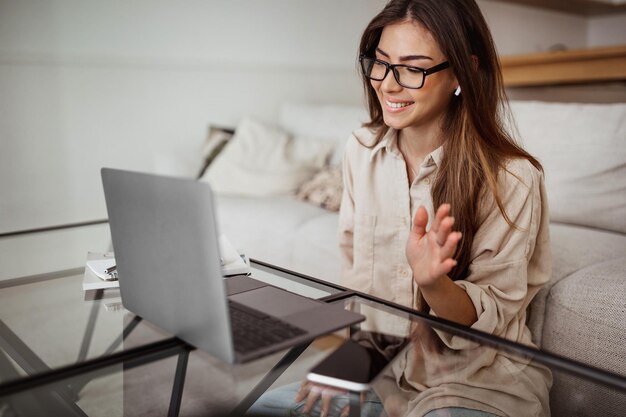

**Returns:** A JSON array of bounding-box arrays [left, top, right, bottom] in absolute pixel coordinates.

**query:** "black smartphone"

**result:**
[[307, 331, 410, 392]]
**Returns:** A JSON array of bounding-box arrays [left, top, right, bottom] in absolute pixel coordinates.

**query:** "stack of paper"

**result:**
[[82, 235, 249, 291], [82, 252, 120, 291]]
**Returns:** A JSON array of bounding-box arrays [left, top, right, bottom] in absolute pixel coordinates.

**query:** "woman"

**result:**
[[251, 0, 551, 416]]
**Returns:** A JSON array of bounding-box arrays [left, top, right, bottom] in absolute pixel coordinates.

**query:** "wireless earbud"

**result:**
[[454, 86, 461, 96]]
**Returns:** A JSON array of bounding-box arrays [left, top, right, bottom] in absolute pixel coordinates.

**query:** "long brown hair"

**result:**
[[359, 0, 542, 282]]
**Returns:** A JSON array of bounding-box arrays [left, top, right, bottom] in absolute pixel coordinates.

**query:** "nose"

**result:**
[[380, 68, 402, 92]]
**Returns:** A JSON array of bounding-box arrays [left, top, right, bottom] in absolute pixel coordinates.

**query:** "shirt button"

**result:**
[[424, 177, 431, 185]]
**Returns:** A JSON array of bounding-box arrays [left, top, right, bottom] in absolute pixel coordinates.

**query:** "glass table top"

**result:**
[[1, 231, 625, 416], [1, 285, 625, 417]]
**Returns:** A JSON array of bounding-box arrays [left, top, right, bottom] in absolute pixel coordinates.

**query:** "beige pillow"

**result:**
[[296, 166, 343, 212], [202, 117, 333, 196], [196, 125, 234, 178]]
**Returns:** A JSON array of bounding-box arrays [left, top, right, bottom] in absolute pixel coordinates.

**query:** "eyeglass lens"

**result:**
[[361, 57, 424, 89]]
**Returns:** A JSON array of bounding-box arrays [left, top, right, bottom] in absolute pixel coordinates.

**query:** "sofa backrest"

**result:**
[[278, 100, 626, 235], [509, 100, 626, 235], [278, 102, 369, 167]]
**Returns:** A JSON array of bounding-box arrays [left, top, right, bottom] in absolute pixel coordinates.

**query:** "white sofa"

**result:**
[[207, 101, 626, 416]]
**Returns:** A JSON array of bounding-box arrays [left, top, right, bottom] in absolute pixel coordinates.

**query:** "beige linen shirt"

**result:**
[[339, 127, 552, 417]]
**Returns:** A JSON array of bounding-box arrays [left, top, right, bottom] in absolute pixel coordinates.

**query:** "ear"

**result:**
[[451, 56, 478, 97], [450, 72, 460, 96]]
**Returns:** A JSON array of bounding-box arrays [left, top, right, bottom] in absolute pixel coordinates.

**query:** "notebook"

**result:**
[[101, 168, 364, 363]]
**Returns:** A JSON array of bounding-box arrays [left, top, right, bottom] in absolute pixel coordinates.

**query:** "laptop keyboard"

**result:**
[[229, 301, 307, 355]]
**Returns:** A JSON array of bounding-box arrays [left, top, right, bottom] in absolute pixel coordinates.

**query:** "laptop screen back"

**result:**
[[101, 168, 236, 362]]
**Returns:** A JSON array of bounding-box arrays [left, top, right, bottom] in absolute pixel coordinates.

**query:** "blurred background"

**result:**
[[1, 0, 625, 278]]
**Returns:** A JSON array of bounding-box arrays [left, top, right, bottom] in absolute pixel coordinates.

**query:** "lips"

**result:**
[[384, 99, 414, 112]]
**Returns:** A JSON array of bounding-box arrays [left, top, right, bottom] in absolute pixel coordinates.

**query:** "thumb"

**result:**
[[411, 206, 429, 238]]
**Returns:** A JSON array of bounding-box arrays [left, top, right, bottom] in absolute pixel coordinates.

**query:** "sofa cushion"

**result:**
[[542, 256, 626, 365], [291, 213, 341, 282], [540, 256, 626, 417], [214, 194, 332, 270], [528, 223, 626, 346], [509, 100, 626, 234]]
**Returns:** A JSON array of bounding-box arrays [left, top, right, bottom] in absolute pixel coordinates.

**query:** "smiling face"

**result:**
[[372, 20, 458, 136]]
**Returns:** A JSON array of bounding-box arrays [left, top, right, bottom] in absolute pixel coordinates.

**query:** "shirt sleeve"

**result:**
[[435, 159, 550, 348]]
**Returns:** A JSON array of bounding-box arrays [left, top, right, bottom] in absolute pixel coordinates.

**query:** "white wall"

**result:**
[[477, 0, 588, 54], [0, 0, 384, 234], [587, 13, 626, 47], [478, 0, 626, 53], [1, 0, 624, 236]]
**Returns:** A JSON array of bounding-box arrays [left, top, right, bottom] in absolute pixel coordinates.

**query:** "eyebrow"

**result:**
[[376, 47, 433, 62]]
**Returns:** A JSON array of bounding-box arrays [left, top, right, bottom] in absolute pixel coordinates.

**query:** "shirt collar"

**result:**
[[370, 128, 444, 168], [370, 128, 399, 161], [424, 145, 443, 168]]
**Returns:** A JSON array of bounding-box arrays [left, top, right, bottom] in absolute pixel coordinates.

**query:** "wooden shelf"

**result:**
[[500, 45, 626, 87]]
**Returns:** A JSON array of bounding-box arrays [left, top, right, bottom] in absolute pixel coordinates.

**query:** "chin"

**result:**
[[382, 113, 412, 130]]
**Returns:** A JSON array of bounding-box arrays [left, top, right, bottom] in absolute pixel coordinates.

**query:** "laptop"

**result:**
[[101, 168, 364, 363]]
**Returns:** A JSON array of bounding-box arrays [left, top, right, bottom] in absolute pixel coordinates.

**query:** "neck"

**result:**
[[399, 121, 444, 162]]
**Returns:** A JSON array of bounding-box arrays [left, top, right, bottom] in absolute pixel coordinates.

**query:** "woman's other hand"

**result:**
[[295, 381, 361, 417], [406, 204, 462, 288]]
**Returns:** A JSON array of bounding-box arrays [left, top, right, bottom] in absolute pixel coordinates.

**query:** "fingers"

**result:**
[[433, 257, 458, 278], [295, 381, 310, 403], [301, 384, 347, 416], [408, 204, 462, 286], [302, 385, 321, 414], [440, 231, 462, 260], [320, 390, 333, 417], [430, 203, 450, 235], [419, 204, 455, 246], [426, 232, 460, 279], [436, 215, 455, 246], [411, 206, 429, 238], [339, 392, 364, 417]]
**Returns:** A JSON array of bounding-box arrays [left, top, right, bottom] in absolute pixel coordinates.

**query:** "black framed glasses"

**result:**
[[359, 55, 451, 89]]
